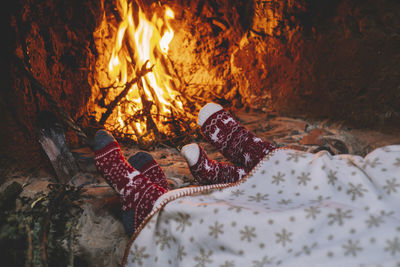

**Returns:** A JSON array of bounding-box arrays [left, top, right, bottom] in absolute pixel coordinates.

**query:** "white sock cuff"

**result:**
[[181, 143, 200, 167], [197, 103, 223, 127]]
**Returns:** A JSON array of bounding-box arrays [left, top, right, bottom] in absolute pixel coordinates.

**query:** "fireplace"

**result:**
[[2, 1, 400, 266], [1, 0, 400, 174]]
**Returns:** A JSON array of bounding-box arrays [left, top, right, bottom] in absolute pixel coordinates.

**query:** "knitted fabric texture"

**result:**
[[189, 144, 247, 184], [197, 102, 223, 126], [201, 109, 276, 172], [137, 159, 169, 190], [94, 141, 166, 229], [181, 143, 200, 167]]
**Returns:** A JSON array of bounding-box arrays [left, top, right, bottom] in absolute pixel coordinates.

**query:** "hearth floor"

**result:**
[[1, 111, 399, 266], [3, 110, 400, 199]]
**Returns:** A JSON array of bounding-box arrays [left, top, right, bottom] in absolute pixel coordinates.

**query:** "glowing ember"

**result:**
[[89, 0, 193, 145]]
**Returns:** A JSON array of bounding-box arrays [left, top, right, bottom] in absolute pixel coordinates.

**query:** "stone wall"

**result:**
[[240, 0, 400, 127], [167, 0, 400, 127], [1, 0, 399, 173], [1, 0, 100, 172]]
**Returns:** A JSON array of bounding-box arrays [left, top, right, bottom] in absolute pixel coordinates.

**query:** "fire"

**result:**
[[90, 0, 193, 145]]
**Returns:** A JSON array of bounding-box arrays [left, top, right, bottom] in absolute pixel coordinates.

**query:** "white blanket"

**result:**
[[123, 146, 400, 266]]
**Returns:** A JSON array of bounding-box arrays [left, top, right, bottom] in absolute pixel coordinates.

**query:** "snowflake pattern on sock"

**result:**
[[139, 159, 169, 190], [189, 145, 247, 184], [94, 142, 166, 229], [201, 109, 276, 171]]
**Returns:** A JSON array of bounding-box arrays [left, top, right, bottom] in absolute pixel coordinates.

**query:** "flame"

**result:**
[[92, 0, 188, 143]]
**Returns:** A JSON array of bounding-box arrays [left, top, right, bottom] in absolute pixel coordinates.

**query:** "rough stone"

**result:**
[[74, 204, 128, 267], [3, 0, 400, 176], [300, 128, 333, 146], [1, 110, 400, 267]]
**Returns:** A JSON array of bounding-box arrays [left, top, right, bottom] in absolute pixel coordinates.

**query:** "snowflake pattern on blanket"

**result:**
[[124, 145, 400, 267]]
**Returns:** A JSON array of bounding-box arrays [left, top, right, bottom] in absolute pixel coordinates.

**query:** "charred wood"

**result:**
[[99, 61, 154, 125], [37, 111, 79, 183]]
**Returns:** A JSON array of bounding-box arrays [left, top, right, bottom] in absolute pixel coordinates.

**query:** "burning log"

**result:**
[[90, 0, 198, 146], [99, 61, 154, 125]]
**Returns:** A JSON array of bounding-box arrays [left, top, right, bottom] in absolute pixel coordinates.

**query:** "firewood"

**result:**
[[99, 61, 154, 125], [37, 111, 79, 183]]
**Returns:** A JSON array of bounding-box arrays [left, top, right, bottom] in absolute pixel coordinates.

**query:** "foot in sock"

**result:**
[[93, 130, 167, 233], [128, 152, 169, 191], [181, 143, 247, 184], [198, 103, 276, 171]]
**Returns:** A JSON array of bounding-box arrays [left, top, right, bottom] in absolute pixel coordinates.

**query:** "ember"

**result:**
[[2, 0, 399, 173], [88, 0, 196, 147]]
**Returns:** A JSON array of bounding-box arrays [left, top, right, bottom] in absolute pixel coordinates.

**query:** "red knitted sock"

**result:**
[[199, 103, 276, 171], [94, 142, 166, 230], [128, 152, 169, 190], [181, 144, 247, 184]]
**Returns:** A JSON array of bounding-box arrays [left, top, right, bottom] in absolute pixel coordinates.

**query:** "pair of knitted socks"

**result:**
[[181, 103, 275, 185], [94, 131, 169, 235], [94, 103, 275, 235]]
